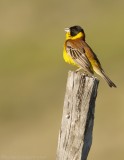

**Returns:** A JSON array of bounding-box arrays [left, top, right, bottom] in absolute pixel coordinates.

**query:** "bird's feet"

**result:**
[[75, 68, 89, 76]]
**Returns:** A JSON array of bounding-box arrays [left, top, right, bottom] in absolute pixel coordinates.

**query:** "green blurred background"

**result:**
[[0, 0, 123, 159]]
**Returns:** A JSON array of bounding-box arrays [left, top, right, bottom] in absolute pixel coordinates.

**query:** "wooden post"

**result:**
[[56, 71, 99, 160]]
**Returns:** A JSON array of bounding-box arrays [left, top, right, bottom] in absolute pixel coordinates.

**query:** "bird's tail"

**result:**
[[101, 70, 116, 88]]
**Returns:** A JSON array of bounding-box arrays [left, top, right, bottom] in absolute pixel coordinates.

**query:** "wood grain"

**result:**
[[56, 71, 99, 160]]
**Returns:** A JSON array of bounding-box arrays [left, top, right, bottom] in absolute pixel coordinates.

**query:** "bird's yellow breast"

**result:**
[[63, 45, 78, 66], [63, 32, 84, 67]]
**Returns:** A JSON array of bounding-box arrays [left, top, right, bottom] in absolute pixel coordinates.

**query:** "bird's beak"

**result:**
[[64, 28, 70, 33]]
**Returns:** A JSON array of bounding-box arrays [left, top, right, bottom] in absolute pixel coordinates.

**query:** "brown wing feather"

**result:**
[[66, 39, 94, 74]]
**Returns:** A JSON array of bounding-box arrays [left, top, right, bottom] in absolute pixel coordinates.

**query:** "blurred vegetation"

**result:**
[[0, 0, 123, 159]]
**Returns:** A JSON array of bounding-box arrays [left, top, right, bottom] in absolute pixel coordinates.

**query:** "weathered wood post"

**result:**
[[56, 71, 99, 160]]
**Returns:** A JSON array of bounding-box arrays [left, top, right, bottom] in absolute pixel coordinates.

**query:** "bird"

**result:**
[[63, 25, 116, 88]]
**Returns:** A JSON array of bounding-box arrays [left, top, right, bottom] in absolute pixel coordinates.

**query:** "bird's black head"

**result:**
[[70, 26, 85, 36], [64, 25, 85, 40]]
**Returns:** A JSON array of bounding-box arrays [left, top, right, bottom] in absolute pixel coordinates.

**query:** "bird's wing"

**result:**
[[66, 39, 93, 74]]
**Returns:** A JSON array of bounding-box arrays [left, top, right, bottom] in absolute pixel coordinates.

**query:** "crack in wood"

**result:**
[[56, 71, 99, 160]]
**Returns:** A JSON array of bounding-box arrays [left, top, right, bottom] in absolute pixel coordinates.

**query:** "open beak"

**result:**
[[64, 28, 70, 33]]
